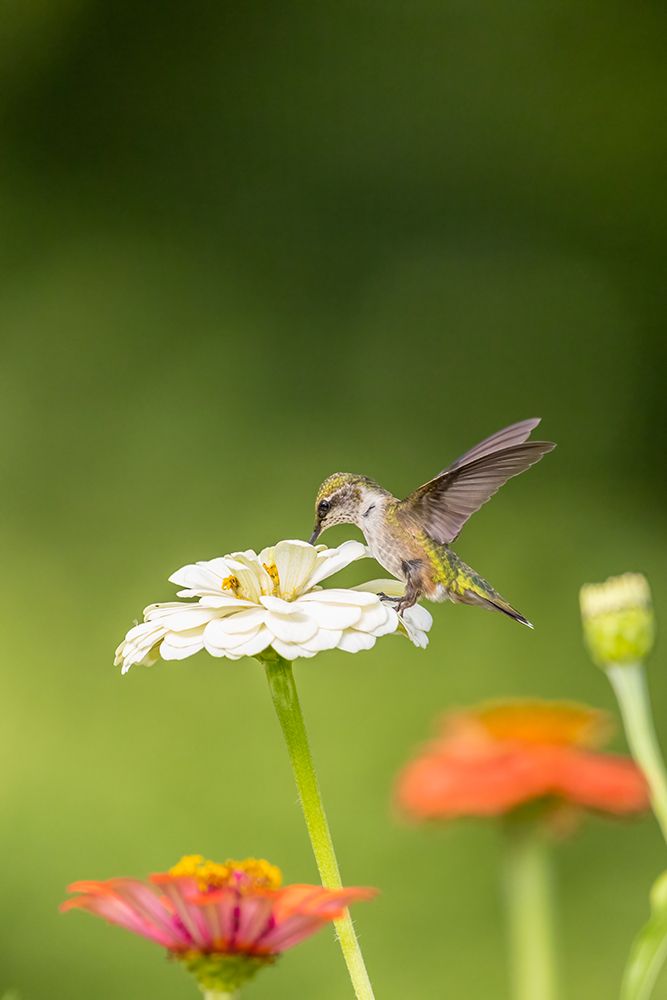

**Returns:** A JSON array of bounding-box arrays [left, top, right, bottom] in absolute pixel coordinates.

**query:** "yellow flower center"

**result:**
[[168, 855, 282, 892], [221, 575, 240, 593], [263, 563, 280, 592]]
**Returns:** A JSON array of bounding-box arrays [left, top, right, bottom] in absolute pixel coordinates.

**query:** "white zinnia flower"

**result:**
[[115, 539, 432, 674]]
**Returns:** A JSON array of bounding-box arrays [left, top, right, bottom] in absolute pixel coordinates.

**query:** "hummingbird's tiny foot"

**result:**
[[378, 592, 401, 605], [395, 593, 420, 615]]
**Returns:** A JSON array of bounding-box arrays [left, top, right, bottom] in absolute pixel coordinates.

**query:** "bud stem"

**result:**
[[264, 656, 375, 1000], [503, 822, 557, 1000], [607, 663, 667, 844], [202, 993, 237, 1000]]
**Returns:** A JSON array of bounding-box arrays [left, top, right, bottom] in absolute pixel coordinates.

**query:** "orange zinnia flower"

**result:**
[[396, 700, 649, 822], [62, 854, 375, 993]]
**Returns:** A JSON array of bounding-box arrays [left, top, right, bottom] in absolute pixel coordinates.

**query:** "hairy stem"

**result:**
[[265, 656, 374, 999]]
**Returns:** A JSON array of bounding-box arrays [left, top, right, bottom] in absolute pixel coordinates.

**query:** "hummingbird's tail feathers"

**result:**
[[444, 550, 535, 627], [458, 588, 534, 628]]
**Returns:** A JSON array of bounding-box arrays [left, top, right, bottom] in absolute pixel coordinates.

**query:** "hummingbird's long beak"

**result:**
[[309, 525, 321, 545]]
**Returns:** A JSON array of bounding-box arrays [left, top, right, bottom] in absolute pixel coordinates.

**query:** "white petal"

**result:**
[[412, 628, 430, 648], [337, 631, 377, 653], [273, 540, 319, 599], [351, 578, 405, 598], [145, 606, 217, 631], [204, 619, 262, 650], [301, 629, 344, 652], [260, 594, 299, 614], [270, 638, 317, 660], [356, 601, 398, 635], [118, 650, 157, 674], [305, 540, 368, 588], [122, 619, 165, 642], [226, 549, 259, 563], [230, 565, 263, 603], [169, 561, 230, 592], [230, 627, 273, 657], [198, 595, 257, 610], [208, 556, 243, 575], [403, 604, 433, 631], [114, 622, 167, 674], [265, 610, 318, 644], [160, 630, 205, 660], [202, 642, 231, 659], [143, 600, 192, 617], [115, 620, 167, 673], [298, 588, 378, 606], [142, 648, 161, 667], [399, 621, 429, 648], [116, 637, 160, 665], [207, 606, 266, 634], [169, 556, 265, 600], [160, 628, 205, 648], [249, 558, 275, 596], [399, 604, 432, 648], [299, 600, 362, 630], [258, 544, 275, 566]]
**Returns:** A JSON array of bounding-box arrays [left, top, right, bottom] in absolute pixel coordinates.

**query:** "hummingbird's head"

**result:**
[[309, 473, 375, 544]]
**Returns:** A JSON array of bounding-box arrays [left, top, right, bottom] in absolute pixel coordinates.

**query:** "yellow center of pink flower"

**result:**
[[168, 855, 282, 892]]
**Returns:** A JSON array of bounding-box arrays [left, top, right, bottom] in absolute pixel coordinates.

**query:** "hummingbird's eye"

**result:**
[[318, 499, 331, 516]]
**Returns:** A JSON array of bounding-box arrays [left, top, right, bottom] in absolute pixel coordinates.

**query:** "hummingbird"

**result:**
[[308, 418, 555, 626]]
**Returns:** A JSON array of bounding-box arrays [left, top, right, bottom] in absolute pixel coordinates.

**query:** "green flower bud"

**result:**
[[580, 573, 655, 667]]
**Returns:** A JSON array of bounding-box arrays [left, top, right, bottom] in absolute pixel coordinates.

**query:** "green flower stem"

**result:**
[[202, 992, 237, 1000], [264, 655, 375, 1000], [503, 822, 557, 1000], [607, 663, 667, 844]]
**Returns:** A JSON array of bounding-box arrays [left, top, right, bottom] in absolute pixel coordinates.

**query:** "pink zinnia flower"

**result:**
[[61, 854, 376, 994], [396, 700, 649, 824]]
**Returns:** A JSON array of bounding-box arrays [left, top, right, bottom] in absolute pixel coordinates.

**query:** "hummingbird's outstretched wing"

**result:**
[[399, 420, 555, 544], [435, 417, 542, 476]]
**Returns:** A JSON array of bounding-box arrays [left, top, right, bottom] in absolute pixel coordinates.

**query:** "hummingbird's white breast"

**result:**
[[355, 487, 407, 581]]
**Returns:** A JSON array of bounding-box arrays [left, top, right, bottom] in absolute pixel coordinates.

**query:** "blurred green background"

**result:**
[[1, 2, 666, 997]]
